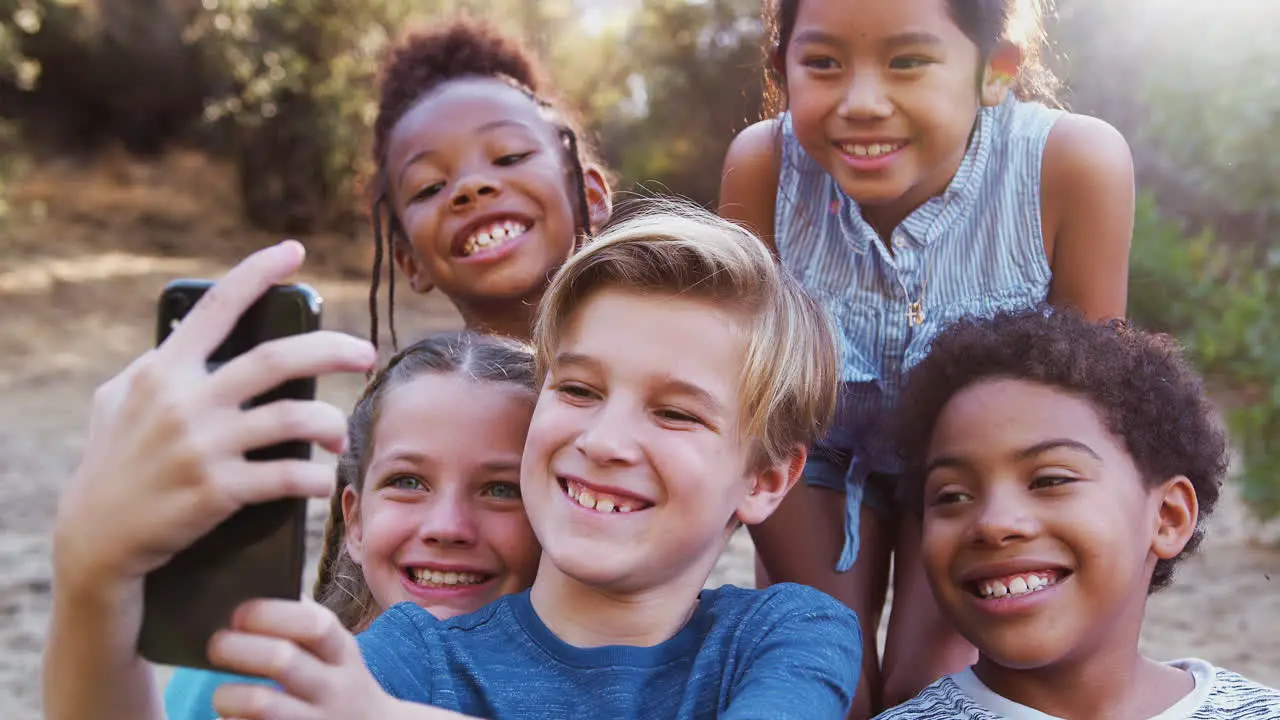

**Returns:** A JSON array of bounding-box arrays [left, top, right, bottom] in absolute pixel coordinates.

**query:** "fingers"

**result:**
[[208, 600, 355, 702], [209, 331, 376, 407], [208, 631, 331, 710], [230, 400, 349, 457], [232, 599, 355, 668], [162, 241, 306, 361], [219, 460, 337, 507], [212, 679, 317, 720]]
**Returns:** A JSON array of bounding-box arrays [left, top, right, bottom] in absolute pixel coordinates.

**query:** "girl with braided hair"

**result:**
[[365, 17, 612, 347], [164, 331, 543, 720]]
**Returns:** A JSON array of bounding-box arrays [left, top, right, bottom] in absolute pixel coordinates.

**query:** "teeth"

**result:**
[[976, 572, 1058, 599], [563, 479, 642, 514], [842, 142, 901, 158], [409, 569, 486, 586], [461, 220, 530, 256]]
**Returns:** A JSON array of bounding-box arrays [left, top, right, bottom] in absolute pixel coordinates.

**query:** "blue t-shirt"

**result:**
[[163, 668, 274, 720], [359, 583, 862, 719]]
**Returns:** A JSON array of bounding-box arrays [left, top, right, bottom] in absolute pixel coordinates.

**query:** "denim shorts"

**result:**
[[801, 446, 900, 572]]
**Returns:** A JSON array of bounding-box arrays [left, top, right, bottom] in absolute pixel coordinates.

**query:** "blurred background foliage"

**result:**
[[0, 0, 1276, 519]]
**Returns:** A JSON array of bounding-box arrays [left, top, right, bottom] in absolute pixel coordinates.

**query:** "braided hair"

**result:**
[[312, 330, 538, 630], [367, 19, 600, 352]]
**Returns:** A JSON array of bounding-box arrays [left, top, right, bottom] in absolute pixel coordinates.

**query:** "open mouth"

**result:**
[[557, 476, 654, 515], [838, 141, 907, 159], [966, 569, 1072, 600], [456, 218, 532, 258], [402, 567, 494, 589]]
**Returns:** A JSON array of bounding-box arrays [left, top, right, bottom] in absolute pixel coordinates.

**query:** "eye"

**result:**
[[931, 489, 972, 506], [386, 474, 426, 492], [889, 56, 932, 71], [655, 407, 703, 426], [482, 481, 522, 501], [555, 382, 598, 402], [410, 181, 446, 202], [1030, 475, 1077, 490], [801, 55, 840, 72], [495, 151, 534, 167]]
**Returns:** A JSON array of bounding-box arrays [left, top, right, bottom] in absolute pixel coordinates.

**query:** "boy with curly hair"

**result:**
[[876, 308, 1280, 719]]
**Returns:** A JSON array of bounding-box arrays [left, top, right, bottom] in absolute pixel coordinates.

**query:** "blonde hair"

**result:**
[[533, 199, 839, 466]]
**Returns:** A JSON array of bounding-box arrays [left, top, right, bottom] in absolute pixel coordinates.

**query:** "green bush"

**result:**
[[1130, 194, 1280, 519]]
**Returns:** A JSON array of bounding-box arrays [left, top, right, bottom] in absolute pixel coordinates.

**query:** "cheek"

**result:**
[[921, 516, 962, 577], [359, 504, 418, 566], [480, 512, 541, 586]]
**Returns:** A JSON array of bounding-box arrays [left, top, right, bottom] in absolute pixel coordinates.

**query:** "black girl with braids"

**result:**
[[367, 18, 613, 348], [161, 330, 542, 720]]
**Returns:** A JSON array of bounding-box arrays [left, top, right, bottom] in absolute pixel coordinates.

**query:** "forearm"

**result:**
[[43, 573, 164, 720]]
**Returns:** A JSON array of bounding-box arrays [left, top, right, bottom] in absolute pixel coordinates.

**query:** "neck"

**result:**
[[457, 293, 542, 342], [972, 600, 1190, 718], [862, 115, 981, 242], [526, 557, 708, 649]]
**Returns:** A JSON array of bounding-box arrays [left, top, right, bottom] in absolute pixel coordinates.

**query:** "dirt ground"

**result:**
[[1, 153, 1276, 719]]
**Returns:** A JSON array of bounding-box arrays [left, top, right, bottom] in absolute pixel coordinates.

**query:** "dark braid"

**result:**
[[312, 330, 538, 631], [365, 18, 602, 352]]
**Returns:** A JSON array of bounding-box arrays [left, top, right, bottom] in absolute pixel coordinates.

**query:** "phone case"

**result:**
[[137, 280, 322, 670]]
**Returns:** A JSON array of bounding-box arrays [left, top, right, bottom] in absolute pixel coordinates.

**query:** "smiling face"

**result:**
[[385, 77, 581, 314], [519, 288, 766, 595], [783, 0, 997, 218], [920, 378, 1190, 672], [344, 371, 541, 620]]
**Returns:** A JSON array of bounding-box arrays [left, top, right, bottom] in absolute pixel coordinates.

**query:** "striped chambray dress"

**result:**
[[774, 95, 1064, 571]]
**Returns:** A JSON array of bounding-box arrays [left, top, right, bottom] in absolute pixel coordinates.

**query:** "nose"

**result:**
[[417, 488, 479, 547], [574, 400, 643, 467], [967, 487, 1038, 547], [837, 70, 893, 121], [449, 171, 501, 211]]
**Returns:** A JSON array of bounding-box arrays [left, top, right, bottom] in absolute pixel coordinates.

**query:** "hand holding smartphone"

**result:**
[[138, 279, 324, 670]]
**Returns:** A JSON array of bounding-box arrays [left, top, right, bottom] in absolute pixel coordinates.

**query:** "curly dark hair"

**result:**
[[895, 307, 1229, 593], [366, 18, 600, 351], [761, 0, 1061, 117], [312, 330, 538, 631]]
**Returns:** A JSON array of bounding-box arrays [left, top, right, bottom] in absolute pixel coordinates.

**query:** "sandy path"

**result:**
[[0, 246, 1276, 720]]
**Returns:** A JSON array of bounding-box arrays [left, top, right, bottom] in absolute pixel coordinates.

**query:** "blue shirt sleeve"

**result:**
[[722, 584, 863, 719], [163, 668, 274, 720]]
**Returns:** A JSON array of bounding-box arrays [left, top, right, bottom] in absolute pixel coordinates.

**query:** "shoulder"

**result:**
[[874, 676, 991, 720], [163, 668, 271, 720], [722, 117, 782, 177], [1200, 664, 1280, 715], [719, 118, 783, 250], [1041, 112, 1134, 199], [704, 583, 861, 642]]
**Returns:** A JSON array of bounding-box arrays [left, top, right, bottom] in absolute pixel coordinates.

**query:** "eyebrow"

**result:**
[[373, 451, 521, 474], [925, 439, 1103, 475], [553, 353, 727, 415], [883, 31, 944, 50], [396, 119, 536, 186], [789, 28, 944, 51], [656, 376, 727, 417]]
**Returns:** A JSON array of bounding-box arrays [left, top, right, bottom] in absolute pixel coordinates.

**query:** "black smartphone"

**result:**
[[137, 280, 323, 670]]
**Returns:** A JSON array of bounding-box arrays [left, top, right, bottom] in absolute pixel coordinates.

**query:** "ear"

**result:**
[[581, 165, 612, 232], [391, 239, 434, 294], [736, 444, 807, 526], [342, 484, 366, 567], [980, 42, 1022, 107], [1150, 475, 1198, 561]]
